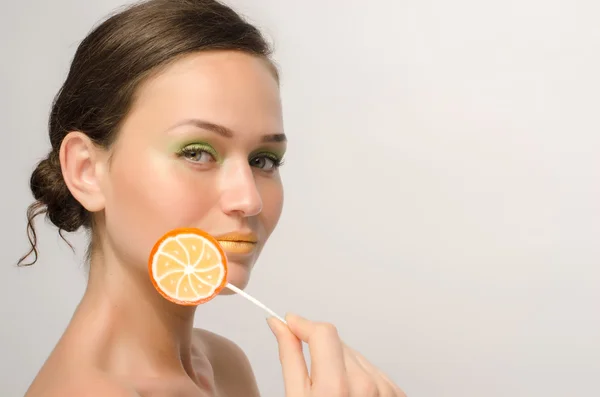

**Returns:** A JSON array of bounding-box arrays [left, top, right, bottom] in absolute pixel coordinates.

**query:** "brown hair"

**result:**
[[18, 0, 277, 266]]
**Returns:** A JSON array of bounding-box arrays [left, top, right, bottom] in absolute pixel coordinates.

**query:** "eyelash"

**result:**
[[176, 145, 285, 171], [250, 152, 285, 171], [176, 144, 218, 163]]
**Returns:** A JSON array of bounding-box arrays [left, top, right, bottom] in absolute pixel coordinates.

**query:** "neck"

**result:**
[[69, 247, 199, 378]]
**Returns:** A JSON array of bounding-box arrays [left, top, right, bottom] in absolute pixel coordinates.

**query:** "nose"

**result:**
[[219, 159, 263, 218]]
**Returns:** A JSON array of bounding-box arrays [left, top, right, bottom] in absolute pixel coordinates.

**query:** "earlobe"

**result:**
[[59, 131, 107, 213]]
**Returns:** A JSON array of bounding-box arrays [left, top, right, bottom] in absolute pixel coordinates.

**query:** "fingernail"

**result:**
[[285, 312, 304, 323], [266, 317, 278, 335]]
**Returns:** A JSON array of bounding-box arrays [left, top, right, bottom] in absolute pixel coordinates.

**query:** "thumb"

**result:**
[[284, 313, 318, 342], [266, 317, 310, 396]]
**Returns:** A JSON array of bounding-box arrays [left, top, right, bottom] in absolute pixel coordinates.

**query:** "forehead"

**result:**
[[124, 50, 283, 136]]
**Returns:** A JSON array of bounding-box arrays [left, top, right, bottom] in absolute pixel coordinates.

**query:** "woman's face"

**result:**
[[99, 51, 285, 290]]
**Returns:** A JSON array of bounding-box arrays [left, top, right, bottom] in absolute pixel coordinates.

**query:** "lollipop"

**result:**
[[149, 227, 285, 322], [148, 228, 228, 305]]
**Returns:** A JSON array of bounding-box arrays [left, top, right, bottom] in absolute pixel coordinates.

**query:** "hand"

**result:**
[[267, 314, 406, 397]]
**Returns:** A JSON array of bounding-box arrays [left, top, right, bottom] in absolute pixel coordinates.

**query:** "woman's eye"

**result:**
[[181, 147, 216, 163], [250, 155, 281, 171]]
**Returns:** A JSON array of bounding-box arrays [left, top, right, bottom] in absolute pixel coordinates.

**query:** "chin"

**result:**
[[220, 260, 252, 295]]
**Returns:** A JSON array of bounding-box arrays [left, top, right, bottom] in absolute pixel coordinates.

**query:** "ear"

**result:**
[[59, 131, 107, 212]]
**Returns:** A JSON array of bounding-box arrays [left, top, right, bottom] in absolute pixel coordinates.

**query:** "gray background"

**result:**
[[2, 0, 599, 396]]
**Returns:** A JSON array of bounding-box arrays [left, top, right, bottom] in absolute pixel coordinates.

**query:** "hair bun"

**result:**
[[29, 152, 88, 233]]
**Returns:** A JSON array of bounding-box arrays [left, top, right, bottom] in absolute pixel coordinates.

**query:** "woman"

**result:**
[[18, 0, 405, 396]]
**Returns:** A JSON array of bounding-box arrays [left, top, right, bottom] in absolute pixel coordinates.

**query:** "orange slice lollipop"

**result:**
[[148, 228, 228, 306]]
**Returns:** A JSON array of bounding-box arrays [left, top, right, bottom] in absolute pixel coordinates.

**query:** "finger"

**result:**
[[345, 344, 406, 396], [267, 317, 310, 396], [285, 313, 349, 393], [341, 346, 379, 397]]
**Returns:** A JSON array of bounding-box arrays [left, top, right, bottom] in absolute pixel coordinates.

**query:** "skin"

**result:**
[[24, 50, 406, 397]]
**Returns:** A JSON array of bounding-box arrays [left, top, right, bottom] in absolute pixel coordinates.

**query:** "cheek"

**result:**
[[258, 176, 284, 237], [103, 152, 219, 263]]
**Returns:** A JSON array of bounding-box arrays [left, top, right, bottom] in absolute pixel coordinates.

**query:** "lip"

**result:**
[[213, 231, 258, 255], [214, 231, 258, 243]]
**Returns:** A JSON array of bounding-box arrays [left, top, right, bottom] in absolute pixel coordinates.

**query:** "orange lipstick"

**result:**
[[214, 232, 258, 254]]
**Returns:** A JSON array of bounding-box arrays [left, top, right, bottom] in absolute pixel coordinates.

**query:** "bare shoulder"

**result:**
[[193, 328, 261, 397], [26, 371, 140, 397]]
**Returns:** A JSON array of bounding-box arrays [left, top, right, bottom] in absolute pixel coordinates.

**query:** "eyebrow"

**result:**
[[167, 118, 287, 143]]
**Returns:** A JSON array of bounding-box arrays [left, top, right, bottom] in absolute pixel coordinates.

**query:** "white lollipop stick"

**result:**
[[225, 283, 287, 324]]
